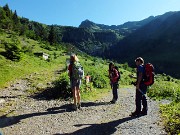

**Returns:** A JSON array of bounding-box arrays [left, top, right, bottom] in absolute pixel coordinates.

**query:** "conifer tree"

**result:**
[[48, 25, 58, 45], [2, 4, 13, 30], [12, 10, 21, 32], [0, 8, 7, 28], [3, 4, 12, 18]]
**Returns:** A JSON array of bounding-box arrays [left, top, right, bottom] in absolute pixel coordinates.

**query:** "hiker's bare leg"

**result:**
[[77, 87, 81, 104], [72, 88, 77, 105]]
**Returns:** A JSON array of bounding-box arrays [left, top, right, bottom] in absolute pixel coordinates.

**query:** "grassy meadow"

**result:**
[[0, 29, 179, 135]]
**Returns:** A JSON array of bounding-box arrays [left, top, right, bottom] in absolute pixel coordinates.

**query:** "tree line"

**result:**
[[0, 4, 64, 45]]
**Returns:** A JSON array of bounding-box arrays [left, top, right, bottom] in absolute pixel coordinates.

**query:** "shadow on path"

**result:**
[[0, 105, 73, 128], [47, 101, 111, 112], [0, 101, 111, 128], [0, 95, 23, 99], [81, 101, 111, 107], [54, 116, 137, 135]]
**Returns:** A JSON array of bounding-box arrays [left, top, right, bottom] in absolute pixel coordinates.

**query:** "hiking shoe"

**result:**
[[140, 111, 147, 115], [77, 103, 81, 110], [110, 99, 116, 104], [72, 104, 77, 111], [130, 111, 140, 117]]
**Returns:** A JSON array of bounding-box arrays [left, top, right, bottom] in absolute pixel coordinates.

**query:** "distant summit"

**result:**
[[79, 19, 97, 28], [79, 16, 156, 34], [79, 19, 102, 32]]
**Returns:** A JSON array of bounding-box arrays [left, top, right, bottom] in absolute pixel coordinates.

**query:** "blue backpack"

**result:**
[[72, 62, 84, 80]]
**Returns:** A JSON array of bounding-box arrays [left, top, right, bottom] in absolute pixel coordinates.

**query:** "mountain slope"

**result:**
[[1, 4, 180, 78], [61, 26, 120, 55], [108, 11, 180, 78], [62, 16, 156, 55], [79, 16, 156, 36]]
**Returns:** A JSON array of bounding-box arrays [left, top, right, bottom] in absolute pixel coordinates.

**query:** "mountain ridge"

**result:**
[[0, 4, 180, 78], [79, 16, 156, 35], [107, 11, 180, 78]]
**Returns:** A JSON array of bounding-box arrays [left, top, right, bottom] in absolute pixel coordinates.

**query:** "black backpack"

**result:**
[[114, 66, 120, 82]]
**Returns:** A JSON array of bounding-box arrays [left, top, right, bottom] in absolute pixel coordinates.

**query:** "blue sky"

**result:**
[[1, 0, 180, 27]]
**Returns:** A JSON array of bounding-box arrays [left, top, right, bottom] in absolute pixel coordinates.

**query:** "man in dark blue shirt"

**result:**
[[130, 57, 147, 117]]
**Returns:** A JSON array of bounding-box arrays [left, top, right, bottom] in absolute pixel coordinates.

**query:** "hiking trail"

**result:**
[[0, 72, 167, 135]]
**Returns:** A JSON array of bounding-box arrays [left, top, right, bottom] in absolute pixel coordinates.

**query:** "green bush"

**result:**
[[147, 74, 180, 135], [91, 73, 108, 88], [21, 45, 33, 54], [147, 80, 180, 101], [53, 72, 71, 98], [4, 42, 22, 61], [83, 63, 109, 89], [160, 102, 180, 135], [2, 34, 23, 61]]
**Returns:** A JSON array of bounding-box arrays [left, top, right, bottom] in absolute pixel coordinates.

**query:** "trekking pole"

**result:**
[[138, 89, 145, 97]]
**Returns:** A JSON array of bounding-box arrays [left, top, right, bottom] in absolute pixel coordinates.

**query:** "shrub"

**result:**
[[147, 74, 180, 135], [84, 65, 109, 89], [21, 45, 33, 54], [52, 72, 71, 99], [4, 42, 22, 61], [91, 73, 108, 88], [160, 102, 180, 135], [147, 80, 180, 101]]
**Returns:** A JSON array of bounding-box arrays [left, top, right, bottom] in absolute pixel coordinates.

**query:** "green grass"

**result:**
[[160, 102, 180, 135], [148, 74, 180, 102], [0, 30, 68, 88], [0, 54, 67, 88], [148, 74, 180, 135], [81, 87, 111, 101], [1, 29, 179, 135]]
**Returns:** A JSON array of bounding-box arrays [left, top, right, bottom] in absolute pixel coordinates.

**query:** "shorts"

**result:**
[[70, 79, 81, 89]]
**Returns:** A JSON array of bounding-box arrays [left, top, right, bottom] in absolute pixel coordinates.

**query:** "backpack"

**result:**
[[144, 63, 155, 86], [114, 66, 120, 82], [72, 61, 84, 80]]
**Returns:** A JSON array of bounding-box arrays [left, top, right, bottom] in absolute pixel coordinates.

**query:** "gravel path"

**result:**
[[0, 79, 167, 135]]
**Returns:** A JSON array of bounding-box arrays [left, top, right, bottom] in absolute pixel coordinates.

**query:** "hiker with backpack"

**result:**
[[68, 54, 84, 110], [108, 62, 120, 104], [130, 57, 154, 117]]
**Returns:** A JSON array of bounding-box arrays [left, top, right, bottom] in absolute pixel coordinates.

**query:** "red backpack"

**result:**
[[144, 63, 155, 86]]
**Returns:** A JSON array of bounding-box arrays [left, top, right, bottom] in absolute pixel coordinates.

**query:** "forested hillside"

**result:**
[[106, 11, 180, 78], [1, 4, 180, 78]]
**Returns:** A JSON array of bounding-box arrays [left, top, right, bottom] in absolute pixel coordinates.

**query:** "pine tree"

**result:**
[[48, 25, 58, 45], [12, 10, 21, 32], [2, 4, 13, 30], [3, 4, 12, 18], [0, 7, 7, 28]]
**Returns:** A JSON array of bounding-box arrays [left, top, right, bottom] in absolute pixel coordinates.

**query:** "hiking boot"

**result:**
[[140, 111, 147, 115], [72, 104, 77, 111], [110, 99, 116, 104], [130, 111, 140, 117], [77, 103, 81, 110]]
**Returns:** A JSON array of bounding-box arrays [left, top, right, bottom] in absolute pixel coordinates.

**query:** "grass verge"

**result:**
[[148, 74, 180, 135]]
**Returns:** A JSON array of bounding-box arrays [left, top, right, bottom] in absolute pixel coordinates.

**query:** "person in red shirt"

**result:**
[[108, 62, 119, 104], [85, 74, 91, 84]]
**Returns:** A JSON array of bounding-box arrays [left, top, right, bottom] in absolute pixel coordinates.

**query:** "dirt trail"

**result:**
[[0, 78, 167, 135]]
